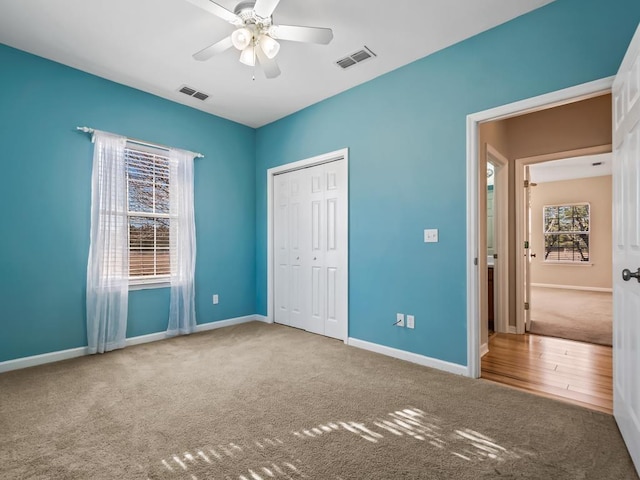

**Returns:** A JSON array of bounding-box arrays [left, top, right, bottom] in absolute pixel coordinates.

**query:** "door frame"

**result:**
[[266, 148, 350, 342], [513, 145, 613, 333], [466, 77, 613, 378], [486, 145, 510, 335]]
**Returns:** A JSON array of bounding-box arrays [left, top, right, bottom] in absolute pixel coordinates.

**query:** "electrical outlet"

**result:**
[[396, 313, 405, 327], [424, 228, 439, 243], [213, 294, 219, 305], [407, 315, 415, 329]]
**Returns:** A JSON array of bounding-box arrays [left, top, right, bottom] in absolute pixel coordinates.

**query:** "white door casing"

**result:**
[[515, 164, 534, 334], [612, 23, 640, 475], [487, 146, 510, 334], [268, 149, 349, 342], [524, 166, 533, 332]]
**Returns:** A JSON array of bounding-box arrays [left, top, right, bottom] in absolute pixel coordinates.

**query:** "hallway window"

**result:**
[[543, 203, 590, 262]]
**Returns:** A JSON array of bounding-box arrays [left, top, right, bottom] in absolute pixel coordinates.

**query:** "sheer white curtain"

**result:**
[[167, 148, 197, 336], [86, 131, 129, 354]]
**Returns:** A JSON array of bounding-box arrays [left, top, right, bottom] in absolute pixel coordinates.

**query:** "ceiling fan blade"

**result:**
[[253, 0, 281, 19], [193, 35, 233, 61], [185, 0, 242, 25], [255, 46, 281, 78], [268, 25, 333, 45]]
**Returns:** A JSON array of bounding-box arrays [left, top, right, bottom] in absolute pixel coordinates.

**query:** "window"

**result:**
[[126, 144, 171, 284], [543, 203, 590, 263]]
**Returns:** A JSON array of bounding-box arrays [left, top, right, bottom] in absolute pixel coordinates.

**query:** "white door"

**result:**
[[613, 23, 640, 473], [523, 166, 533, 332], [273, 160, 348, 340], [273, 173, 292, 327]]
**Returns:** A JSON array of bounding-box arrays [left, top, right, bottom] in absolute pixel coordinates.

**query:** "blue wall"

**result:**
[[255, 0, 640, 365], [0, 45, 256, 362]]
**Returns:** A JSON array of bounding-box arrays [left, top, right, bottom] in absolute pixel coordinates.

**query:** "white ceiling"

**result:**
[[529, 152, 612, 184], [0, 0, 553, 128]]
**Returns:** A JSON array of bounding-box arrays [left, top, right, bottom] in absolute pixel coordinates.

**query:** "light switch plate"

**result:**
[[424, 229, 439, 243]]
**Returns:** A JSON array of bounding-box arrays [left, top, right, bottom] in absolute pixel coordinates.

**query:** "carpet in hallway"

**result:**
[[530, 286, 612, 346]]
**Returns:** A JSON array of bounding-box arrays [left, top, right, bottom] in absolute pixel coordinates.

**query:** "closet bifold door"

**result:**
[[273, 160, 347, 340]]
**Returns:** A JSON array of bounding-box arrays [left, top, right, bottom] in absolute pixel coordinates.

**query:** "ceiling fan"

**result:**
[[186, 0, 334, 79]]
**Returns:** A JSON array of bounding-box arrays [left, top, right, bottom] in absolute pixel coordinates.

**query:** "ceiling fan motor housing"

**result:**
[[234, 1, 272, 26]]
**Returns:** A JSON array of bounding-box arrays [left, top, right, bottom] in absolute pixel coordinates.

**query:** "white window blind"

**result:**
[[126, 144, 172, 282]]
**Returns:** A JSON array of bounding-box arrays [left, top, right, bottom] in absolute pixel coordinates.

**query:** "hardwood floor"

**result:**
[[481, 333, 613, 414]]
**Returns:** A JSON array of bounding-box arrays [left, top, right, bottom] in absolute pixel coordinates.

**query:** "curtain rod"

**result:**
[[76, 126, 204, 158]]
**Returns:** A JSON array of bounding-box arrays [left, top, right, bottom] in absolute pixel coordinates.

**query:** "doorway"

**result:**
[[469, 87, 614, 413], [515, 149, 613, 345], [466, 76, 614, 378], [267, 148, 349, 342]]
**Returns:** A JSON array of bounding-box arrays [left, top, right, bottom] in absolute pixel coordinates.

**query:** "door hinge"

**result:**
[[524, 180, 529, 188], [474, 257, 478, 266], [524, 302, 530, 310]]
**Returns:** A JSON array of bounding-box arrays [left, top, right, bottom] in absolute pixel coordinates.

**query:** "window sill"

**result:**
[[129, 278, 171, 290], [542, 262, 593, 267]]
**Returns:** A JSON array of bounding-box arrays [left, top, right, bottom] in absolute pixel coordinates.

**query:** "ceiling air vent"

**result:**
[[336, 46, 376, 70], [337, 57, 357, 69], [178, 85, 210, 101], [192, 91, 209, 101]]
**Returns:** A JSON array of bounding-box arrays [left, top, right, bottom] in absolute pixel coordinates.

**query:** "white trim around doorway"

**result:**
[[266, 148, 350, 342], [486, 144, 510, 335], [465, 77, 614, 378]]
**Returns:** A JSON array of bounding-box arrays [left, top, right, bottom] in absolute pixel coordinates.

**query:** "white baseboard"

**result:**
[[0, 346, 89, 374], [508, 326, 517, 334], [480, 342, 489, 357], [195, 314, 263, 333], [254, 314, 272, 323], [531, 283, 612, 293], [126, 332, 167, 347], [347, 338, 467, 376], [0, 314, 264, 374]]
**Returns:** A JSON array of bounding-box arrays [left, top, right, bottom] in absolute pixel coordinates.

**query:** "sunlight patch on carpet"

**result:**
[[155, 407, 530, 478]]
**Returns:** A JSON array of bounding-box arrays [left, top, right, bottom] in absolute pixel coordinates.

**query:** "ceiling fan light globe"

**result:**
[[239, 45, 256, 66], [259, 34, 280, 59], [231, 27, 252, 50]]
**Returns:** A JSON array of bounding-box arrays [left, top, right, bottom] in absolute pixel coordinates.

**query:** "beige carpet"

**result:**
[[0, 322, 634, 479], [530, 287, 613, 346]]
